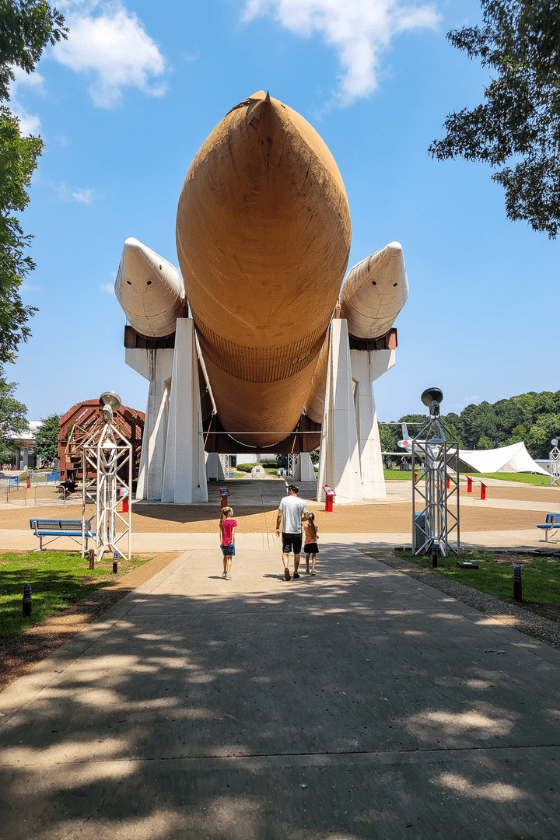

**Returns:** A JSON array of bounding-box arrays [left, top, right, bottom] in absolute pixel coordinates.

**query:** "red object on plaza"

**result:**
[[467, 476, 473, 493], [480, 482, 486, 500], [26, 475, 30, 489], [119, 487, 129, 513], [323, 485, 336, 512], [446, 476, 450, 489], [58, 399, 144, 487]]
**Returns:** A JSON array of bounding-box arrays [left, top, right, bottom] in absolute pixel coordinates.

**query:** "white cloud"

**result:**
[[101, 282, 115, 294], [242, 0, 441, 104], [57, 183, 99, 204], [72, 187, 97, 204], [20, 283, 41, 292], [8, 66, 45, 135], [52, 1, 167, 107]]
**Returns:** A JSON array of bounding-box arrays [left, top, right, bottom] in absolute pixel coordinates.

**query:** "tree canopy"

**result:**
[[0, 1, 67, 369], [0, 0, 66, 105], [429, 1, 560, 238], [381, 390, 560, 460], [0, 376, 27, 463], [34, 411, 59, 464]]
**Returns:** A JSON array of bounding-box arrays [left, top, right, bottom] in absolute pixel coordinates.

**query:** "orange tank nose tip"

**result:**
[[176, 93, 351, 449]]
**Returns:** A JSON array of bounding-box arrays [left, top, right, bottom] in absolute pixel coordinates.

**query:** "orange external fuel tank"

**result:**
[[176, 91, 351, 448]]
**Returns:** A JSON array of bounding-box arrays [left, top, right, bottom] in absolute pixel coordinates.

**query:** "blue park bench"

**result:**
[[29, 519, 96, 552], [537, 513, 560, 542]]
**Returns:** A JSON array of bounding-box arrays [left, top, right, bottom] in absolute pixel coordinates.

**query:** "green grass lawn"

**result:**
[[396, 549, 560, 607], [384, 469, 554, 486], [472, 472, 553, 486], [0, 551, 153, 642], [384, 469, 415, 480]]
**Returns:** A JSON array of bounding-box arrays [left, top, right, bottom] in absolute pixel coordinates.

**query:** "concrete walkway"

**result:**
[[0, 528, 557, 553], [2, 540, 560, 838]]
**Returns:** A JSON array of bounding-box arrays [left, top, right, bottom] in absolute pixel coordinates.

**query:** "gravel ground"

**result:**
[[0, 500, 546, 533], [362, 548, 560, 651]]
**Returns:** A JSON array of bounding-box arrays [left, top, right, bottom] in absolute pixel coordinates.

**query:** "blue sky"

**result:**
[[7, 0, 559, 425]]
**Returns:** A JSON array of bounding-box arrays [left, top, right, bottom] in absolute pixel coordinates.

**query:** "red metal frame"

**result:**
[[58, 400, 145, 485]]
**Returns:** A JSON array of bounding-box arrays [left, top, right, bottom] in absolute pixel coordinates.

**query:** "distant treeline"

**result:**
[[380, 391, 560, 460]]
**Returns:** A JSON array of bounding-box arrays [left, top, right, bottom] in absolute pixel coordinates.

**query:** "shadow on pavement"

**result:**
[[1, 545, 560, 838]]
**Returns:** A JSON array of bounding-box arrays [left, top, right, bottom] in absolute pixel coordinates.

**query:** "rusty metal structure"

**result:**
[[59, 399, 144, 488]]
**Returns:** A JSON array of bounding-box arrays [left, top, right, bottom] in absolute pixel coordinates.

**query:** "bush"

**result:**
[[237, 460, 279, 472]]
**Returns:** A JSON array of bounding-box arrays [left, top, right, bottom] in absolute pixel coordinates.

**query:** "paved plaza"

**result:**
[[1, 479, 560, 838]]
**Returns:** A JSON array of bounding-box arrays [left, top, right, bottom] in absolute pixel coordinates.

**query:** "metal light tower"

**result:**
[[550, 439, 560, 487], [412, 387, 460, 558], [82, 392, 132, 561]]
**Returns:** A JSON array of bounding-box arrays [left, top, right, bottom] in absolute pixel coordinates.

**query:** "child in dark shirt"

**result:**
[[303, 512, 319, 575]]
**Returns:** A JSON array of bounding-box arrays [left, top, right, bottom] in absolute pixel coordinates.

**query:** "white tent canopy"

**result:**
[[452, 442, 548, 476]]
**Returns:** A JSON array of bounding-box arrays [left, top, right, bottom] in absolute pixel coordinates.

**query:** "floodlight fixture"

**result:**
[[99, 391, 121, 423], [552, 439, 558, 447], [99, 391, 121, 411], [421, 387, 443, 417]]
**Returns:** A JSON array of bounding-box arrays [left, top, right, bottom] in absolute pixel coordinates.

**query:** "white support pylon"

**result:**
[[206, 452, 225, 481], [317, 319, 363, 503], [126, 347, 173, 501], [161, 318, 208, 503], [350, 347, 395, 499], [294, 452, 315, 481]]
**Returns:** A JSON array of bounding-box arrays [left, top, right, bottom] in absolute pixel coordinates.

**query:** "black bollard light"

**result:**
[[113, 551, 118, 574], [513, 565, 522, 602], [431, 541, 439, 568], [22, 582, 32, 617]]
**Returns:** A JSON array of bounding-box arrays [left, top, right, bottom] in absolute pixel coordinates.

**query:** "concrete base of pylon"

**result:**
[[126, 347, 173, 501], [293, 452, 315, 482], [161, 319, 208, 504], [317, 319, 395, 504], [317, 319, 363, 503], [206, 453, 225, 481]]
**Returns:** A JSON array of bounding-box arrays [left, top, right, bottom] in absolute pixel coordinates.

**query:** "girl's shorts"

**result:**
[[304, 543, 319, 554], [221, 544, 235, 556]]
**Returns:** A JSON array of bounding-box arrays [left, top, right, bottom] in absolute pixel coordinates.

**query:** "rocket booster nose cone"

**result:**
[[116, 237, 184, 338], [124, 236, 142, 251], [340, 240, 409, 340]]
